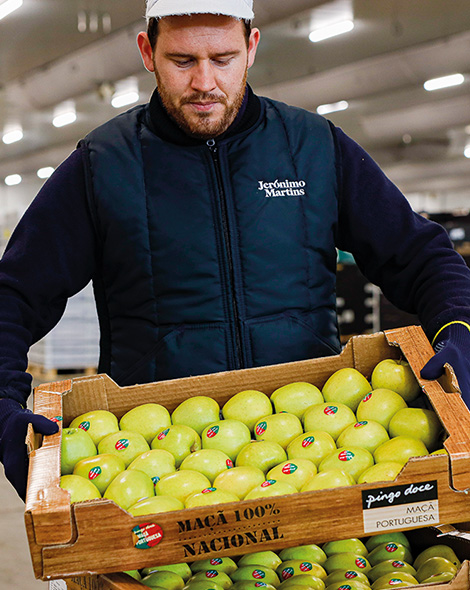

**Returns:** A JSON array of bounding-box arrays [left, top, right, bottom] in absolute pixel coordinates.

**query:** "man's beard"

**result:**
[[155, 69, 247, 140]]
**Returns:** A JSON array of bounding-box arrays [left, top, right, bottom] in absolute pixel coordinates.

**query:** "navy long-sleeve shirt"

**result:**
[[1, 91, 470, 405]]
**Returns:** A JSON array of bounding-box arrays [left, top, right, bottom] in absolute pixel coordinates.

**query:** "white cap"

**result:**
[[146, 0, 254, 21]]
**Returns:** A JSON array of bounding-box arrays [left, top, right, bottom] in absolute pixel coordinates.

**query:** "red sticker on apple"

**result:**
[[210, 558, 223, 565], [256, 422, 267, 436], [362, 393, 372, 402], [261, 479, 276, 487], [389, 580, 403, 585], [206, 426, 219, 438], [282, 463, 298, 474], [282, 568, 294, 579], [115, 439, 129, 450], [255, 584, 267, 587], [345, 572, 358, 579], [157, 428, 170, 440], [132, 522, 163, 549], [339, 586, 352, 590], [324, 406, 338, 415], [355, 558, 367, 568], [252, 570, 265, 579], [79, 421, 91, 431], [386, 543, 398, 552], [226, 459, 234, 468], [300, 563, 312, 572], [202, 487, 216, 493], [88, 466, 101, 480], [392, 562, 405, 568], [51, 415, 63, 423], [302, 436, 315, 447], [354, 421, 367, 427], [205, 570, 218, 578], [339, 450, 355, 461]]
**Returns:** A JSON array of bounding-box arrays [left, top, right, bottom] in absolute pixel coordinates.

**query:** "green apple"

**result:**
[[213, 465, 265, 499], [69, 410, 119, 445], [371, 572, 418, 590], [326, 581, 370, 590], [277, 561, 327, 581], [303, 403, 356, 441], [60, 474, 101, 503], [420, 572, 456, 584], [172, 396, 221, 435], [222, 390, 273, 432], [185, 487, 239, 508], [279, 545, 327, 566], [180, 449, 233, 482], [300, 469, 355, 491], [61, 427, 97, 475], [142, 563, 192, 581], [373, 436, 428, 465], [356, 389, 407, 430], [141, 571, 185, 590], [73, 452, 125, 494], [155, 470, 211, 503], [357, 461, 403, 484], [322, 538, 368, 558], [325, 570, 369, 586], [287, 430, 336, 467], [119, 403, 171, 444], [337, 420, 389, 454], [322, 368, 372, 412], [278, 575, 326, 590], [128, 495, 184, 515], [98, 430, 150, 467], [366, 532, 411, 552], [388, 408, 442, 451], [238, 551, 282, 571], [231, 565, 280, 587], [184, 582, 225, 590], [371, 359, 421, 403], [103, 469, 154, 510], [367, 543, 413, 567], [413, 545, 461, 570], [202, 419, 251, 461], [127, 448, 176, 485], [151, 424, 201, 467], [244, 479, 297, 499], [431, 448, 448, 455], [324, 554, 371, 576], [254, 413, 303, 449], [267, 459, 317, 491], [231, 583, 277, 590], [319, 447, 374, 481], [369, 560, 417, 583], [236, 441, 287, 473], [191, 557, 238, 575], [189, 571, 233, 590], [124, 570, 142, 581], [270, 382, 324, 418]]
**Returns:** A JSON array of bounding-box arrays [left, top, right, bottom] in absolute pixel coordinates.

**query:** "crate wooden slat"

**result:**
[[25, 326, 470, 580]]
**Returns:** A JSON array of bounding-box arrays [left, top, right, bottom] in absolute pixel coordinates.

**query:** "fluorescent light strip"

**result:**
[[0, 0, 23, 20], [309, 20, 354, 43], [317, 100, 349, 115], [53, 111, 77, 128], [424, 73, 464, 91], [464, 145, 470, 159], [111, 91, 140, 109], [37, 167, 55, 179], [5, 174, 22, 186], [2, 128, 23, 144]]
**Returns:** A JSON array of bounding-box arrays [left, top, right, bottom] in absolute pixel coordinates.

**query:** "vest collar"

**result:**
[[147, 84, 261, 146]]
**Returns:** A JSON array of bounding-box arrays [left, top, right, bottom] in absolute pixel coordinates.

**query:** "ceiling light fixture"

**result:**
[[424, 73, 464, 91], [53, 100, 77, 128], [37, 167, 55, 179], [2, 125, 23, 144], [316, 100, 349, 115], [464, 145, 470, 159], [309, 19, 354, 43], [111, 77, 140, 109], [5, 174, 22, 186], [0, 0, 23, 21]]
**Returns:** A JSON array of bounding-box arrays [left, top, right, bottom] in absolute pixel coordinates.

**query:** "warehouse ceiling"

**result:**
[[0, 0, 469, 199]]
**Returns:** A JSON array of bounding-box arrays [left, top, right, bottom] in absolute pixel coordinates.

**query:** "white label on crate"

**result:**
[[49, 581, 67, 590], [362, 480, 439, 534]]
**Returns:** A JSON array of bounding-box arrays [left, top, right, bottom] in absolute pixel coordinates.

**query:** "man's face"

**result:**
[[138, 14, 260, 139]]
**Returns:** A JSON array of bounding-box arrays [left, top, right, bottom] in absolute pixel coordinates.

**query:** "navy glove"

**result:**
[[0, 398, 59, 501], [421, 321, 470, 409]]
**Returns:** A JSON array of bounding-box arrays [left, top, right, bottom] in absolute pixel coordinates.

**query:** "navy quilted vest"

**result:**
[[80, 97, 341, 386]]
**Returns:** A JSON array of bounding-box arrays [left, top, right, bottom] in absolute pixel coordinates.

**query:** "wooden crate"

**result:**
[[26, 326, 470, 581]]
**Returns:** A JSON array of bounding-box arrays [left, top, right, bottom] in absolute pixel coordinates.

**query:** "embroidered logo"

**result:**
[[258, 179, 306, 198]]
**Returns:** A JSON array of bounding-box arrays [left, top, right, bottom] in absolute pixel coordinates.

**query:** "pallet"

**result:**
[[28, 363, 96, 383]]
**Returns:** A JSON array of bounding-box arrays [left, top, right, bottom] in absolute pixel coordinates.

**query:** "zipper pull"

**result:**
[[207, 138, 217, 153]]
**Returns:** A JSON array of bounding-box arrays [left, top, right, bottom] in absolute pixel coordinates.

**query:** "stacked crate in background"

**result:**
[[28, 282, 99, 380]]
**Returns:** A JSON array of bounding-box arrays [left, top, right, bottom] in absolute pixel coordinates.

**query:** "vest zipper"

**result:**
[[207, 139, 243, 369]]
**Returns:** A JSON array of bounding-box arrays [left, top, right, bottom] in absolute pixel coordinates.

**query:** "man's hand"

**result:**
[[421, 321, 470, 409], [0, 398, 59, 501]]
